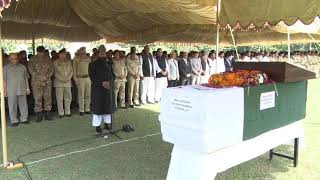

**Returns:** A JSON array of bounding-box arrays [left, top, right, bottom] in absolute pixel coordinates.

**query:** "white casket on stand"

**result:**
[[159, 86, 244, 153], [159, 83, 305, 180]]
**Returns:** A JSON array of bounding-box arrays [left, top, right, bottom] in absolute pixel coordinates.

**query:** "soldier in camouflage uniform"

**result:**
[[112, 50, 128, 108], [28, 46, 54, 121]]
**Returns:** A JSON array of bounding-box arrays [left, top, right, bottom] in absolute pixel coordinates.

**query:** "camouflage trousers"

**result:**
[[32, 81, 52, 113]]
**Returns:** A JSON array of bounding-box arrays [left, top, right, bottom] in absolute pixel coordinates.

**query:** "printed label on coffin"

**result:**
[[260, 91, 276, 110]]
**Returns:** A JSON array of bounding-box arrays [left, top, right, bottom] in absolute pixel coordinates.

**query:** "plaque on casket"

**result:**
[[234, 62, 316, 82]]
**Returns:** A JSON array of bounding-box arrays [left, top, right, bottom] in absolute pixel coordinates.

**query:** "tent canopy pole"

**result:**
[[0, 19, 8, 167], [287, 28, 291, 62], [228, 24, 240, 60], [215, 0, 221, 74]]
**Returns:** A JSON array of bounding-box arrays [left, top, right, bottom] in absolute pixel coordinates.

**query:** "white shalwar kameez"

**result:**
[[92, 114, 111, 127], [140, 56, 161, 104]]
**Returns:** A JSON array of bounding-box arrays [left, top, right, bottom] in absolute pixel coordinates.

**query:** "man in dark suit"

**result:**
[[178, 51, 192, 86], [224, 51, 234, 72]]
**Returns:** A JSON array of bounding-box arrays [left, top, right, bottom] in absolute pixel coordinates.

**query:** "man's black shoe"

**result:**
[[85, 111, 92, 115], [36, 112, 43, 122], [11, 123, 19, 127], [65, 114, 72, 118], [59, 115, 65, 119], [21, 121, 30, 125], [96, 126, 102, 134], [134, 103, 141, 107], [129, 105, 134, 108], [44, 111, 52, 121], [104, 123, 111, 130], [80, 112, 85, 116]]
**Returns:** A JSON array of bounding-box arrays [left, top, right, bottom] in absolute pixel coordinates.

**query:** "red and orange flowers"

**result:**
[[207, 70, 271, 88]]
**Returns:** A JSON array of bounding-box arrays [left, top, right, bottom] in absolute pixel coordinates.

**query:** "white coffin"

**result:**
[[159, 85, 244, 152]]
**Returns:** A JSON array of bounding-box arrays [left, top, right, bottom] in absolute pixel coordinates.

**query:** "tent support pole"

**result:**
[[31, 0, 35, 55], [310, 43, 312, 51], [307, 33, 320, 48], [32, 36, 35, 55], [228, 25, 239, 60], [215, 0, 221, 73], [0, 20, 8, 167], [287, 29, 291, 62]]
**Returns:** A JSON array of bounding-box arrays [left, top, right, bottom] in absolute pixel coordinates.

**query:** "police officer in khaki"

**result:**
[[113, 50, 128, 108], [73, 47, 91, 116], [28, 46, 54, 121], [126, 47, 141, 108], [53, 49, 73, 118]]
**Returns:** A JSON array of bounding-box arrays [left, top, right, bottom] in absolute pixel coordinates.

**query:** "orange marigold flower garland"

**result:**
[[207, 70, 272, 88]]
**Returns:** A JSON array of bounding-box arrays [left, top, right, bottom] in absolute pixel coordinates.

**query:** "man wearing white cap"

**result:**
[[89, 45, 116, 133]]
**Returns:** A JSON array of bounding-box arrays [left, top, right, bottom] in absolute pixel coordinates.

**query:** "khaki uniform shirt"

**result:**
[[73, 56, 90, 82], [4, 63, 29, 96], [28, 55, 54, 83], [126, 55, 141, 80], [53, 59, 73, 88], [113, 58, 128, 82]]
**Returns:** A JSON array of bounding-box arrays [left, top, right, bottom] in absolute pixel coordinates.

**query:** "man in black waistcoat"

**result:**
[[140, 45, 162, 104], [178, 51, 192, 86], [224, 51, 235, 72], [154, 48, 168, 103], [89, 45, 116, 134]]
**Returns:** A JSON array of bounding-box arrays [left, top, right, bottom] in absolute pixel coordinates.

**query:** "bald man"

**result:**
[[4, 53, 31, 126]]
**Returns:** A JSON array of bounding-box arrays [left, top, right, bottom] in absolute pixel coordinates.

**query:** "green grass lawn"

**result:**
[[0, 79, 319, 180]]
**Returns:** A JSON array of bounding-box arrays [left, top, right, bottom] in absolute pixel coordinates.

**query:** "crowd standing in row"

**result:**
[[2, 45, 320, 128]]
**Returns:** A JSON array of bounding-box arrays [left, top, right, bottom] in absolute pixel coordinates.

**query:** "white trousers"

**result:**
[[191, 75, 201, 85], [155, 77, 168, 102], [141, 77, 155, 104], [92, 114, 111, 127], [200, 75, 210, 84]]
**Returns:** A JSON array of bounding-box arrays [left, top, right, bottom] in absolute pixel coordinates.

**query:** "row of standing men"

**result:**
[[3, 45, 230, 126]]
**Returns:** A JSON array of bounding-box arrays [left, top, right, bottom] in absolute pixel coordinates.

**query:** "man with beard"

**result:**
[[89, 45, 116, 134]]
